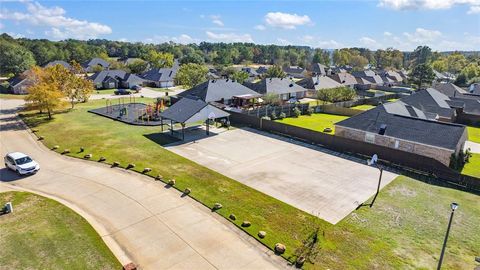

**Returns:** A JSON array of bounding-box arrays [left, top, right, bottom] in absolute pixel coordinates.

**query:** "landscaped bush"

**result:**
[[270, 111, 277, 120], [292, 107, 301, 118], [306, 107, 314, 116], [278, 112, 286, 119], [261, 116, 271, 121]]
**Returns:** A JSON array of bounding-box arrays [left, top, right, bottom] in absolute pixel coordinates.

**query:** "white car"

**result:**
[[4, 152, 40, 175]]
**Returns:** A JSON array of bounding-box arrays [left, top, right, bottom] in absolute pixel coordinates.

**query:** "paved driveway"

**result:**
[[0, 99, 283, 270], [166, 128, 398, 224]]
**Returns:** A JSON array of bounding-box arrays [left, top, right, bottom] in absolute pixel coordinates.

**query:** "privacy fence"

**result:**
[[242, 103, 309, 118], [227, 111, 480, 192]]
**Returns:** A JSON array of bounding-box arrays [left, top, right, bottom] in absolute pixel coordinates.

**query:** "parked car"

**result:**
[[131, 85, 142, 92], [4, 152, 40, 175], [114, 89, 131, 95]]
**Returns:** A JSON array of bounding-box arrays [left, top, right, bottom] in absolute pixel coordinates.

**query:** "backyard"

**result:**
[[275, 113, 349, 133], [462, 153, 480, 178], [0, 191, 121, 269], [18, 99, 480, 269], [350, 104, 376, 111], [467, 126, 480, 143]]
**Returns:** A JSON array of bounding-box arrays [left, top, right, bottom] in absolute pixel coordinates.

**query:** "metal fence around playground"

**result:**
[[227, 111, 480, 192]]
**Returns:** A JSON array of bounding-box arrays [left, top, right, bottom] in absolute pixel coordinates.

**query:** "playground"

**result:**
[[88, 97, 167, 126]]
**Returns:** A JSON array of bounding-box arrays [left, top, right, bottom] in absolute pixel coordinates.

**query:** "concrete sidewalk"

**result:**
[[0, 98, 284, 270]]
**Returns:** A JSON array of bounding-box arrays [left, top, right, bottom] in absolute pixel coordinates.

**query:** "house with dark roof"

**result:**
[[177, 78, 261, 105], [283, 66, 308, 78], [311, 63, 328, 76], [329, 72, 357, 88], [433, 70, 455, 83], [7, 75, 33, 94], [352, 70, 384, 89], [240, 67, 260, 81], [256, 66, 268, 75], [431, 83, 472, 98], [297, 75, 343, 91], [89, 70, 145, 89], [400, 88, 457, 122], [335, 101, 468, 166], [141, 59, 179, 88], [470, 83, 480, 95], [82, 58, 110, 73], [244, 77, 308, 102], [44, 60, 72, 70]]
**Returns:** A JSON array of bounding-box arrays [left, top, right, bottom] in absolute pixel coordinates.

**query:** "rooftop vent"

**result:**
[[378, 124, 387, 135], [289, 83, 294, 87]]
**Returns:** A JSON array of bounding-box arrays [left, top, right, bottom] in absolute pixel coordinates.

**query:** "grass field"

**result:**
[[350, 104, 376, 111], [0, 93, 26, 99], [0, 191, 121, 269], [94, 89, 117, 95], [461, 153, 480, 178], [19, 100, 480, 269], [467, 126, 480, 143], [275, 113, 349, 133]]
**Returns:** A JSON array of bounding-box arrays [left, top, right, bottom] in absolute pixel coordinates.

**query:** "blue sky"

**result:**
[[1, 0, 479, 51]]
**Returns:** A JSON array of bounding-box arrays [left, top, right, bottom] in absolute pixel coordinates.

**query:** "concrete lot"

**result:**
[[166, 127, 398, 224], [0, 99, 284, 270]]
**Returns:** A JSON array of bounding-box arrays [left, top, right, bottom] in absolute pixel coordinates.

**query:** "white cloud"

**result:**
[[403, 27, 442, 43], [145, 34, 198, 44], [210, 15, 224, 27], [7, 32, 24, 39], [378, 0, 480, 14], [384, 31, 392, 36], [264, 12, 311, 29], [254, 24, 266, 31], [0, 1, 112, 39], [359, 37, 381, 49], [206, 31, 253, 43], [467, 5, 480, 13], [298, 35, 343, 49]]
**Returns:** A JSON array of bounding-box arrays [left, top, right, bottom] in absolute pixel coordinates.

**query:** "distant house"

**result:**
[[245, 77, 308, 101], [82, 58, 110, 73], [7, 75, 33, 94], [311, 63, 328, 76], [432, 83, 471, 98], [240, 67, 260, 81], [469, 83, 480, 95], [433, 70, 455, 83], [297, 75, 343, 91], [329, 72, 357, 88], [352, 70, 384, 89], [283, 66, 308, 78], [141, 59, 179, 88], [378, 70, 404, 86], [177, 78, 261, 105], [89, 70, 145, 89], [256, 66, 268, 75], [400, 88, 457, 122], [335, 101, 468, 166], [44, 60, 72, 69]]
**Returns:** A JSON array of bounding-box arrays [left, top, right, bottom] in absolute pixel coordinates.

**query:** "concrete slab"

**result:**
[[166, 127, 398, 224]]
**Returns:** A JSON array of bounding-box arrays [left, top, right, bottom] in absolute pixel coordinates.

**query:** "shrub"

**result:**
[[292, 107, 301, 118], [270, 111, 277, 120], [261, 116, 271, 121], [278, 112, 286, 119], [306, 107, 314, 115]]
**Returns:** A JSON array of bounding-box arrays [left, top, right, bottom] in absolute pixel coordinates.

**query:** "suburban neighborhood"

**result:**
[[1, 1, 480, 269]]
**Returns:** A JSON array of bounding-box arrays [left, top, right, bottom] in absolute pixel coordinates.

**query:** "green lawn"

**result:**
[[275, 113, 349, 133], [462, 153, 480, 178], [94, 89, 117, 95], [0, 191, 121, 269], [386, 98, 399, 102], [19, 100, 480, 269], [0, 93, 26, 99], [350, 104, 376, 111], [467, 126, 480, 143]]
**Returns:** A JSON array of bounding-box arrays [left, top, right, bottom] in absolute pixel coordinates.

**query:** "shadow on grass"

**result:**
[[18, 109, 72, 128], [143, 133, 180, 146]]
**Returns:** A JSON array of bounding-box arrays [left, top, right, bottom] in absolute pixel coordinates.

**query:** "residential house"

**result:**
[[177, 78, 261, 106], [400, 88, 457, 122], [311, 63, 328, 76], [7, 75, 33, 94], [240, 67, 260, 81], [256, 66, 268, 75], [432, 83, 471, 98], [433, 70, 455, 83], [352, 70, 384, 89], [82, 58, 110, 73], [89, 70, 145, 89], [335, 101, 468, 166], [245, 77, 308, 102], [297, 75, 343, 92], [283, 66, 308, 78], [44, 60, 72, 69], [329, 72, 357, 88], [141, 59, 179, 88], [379, 70, 404, 86]]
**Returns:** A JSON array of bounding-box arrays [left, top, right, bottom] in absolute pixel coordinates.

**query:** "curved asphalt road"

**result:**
[[0, 99, 284, 270]]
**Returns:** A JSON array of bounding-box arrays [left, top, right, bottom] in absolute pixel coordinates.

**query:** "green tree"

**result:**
[[264, 65, 286, 78], [127, 59, 149, 74], [431, 59, 447, 72], [446, 53, 467, 74], [263, 92, 280, 105], [232, 71, 249, 84], [0, 41, 36, 75], [411, 63, 435, 89], [174, 63, 208, 89], [313, 49, 330, 66], [461, 63, 480, 80], [408, 46, 432, 68], [350, 55, 369, 71], [145, 50, 174, 69]]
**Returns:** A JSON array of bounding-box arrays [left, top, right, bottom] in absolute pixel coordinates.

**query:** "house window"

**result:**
[[365, 132, 375, 143]]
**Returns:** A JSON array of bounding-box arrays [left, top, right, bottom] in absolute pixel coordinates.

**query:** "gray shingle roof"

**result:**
[[178, 79, 260, 103], [400, 88, 456, 119], [432, 83, 468, 98], [311, 63, 327, 76], [82, 58, 110, 69], [89, 70, 144, 85], [329, 72, 357, 86], [352, 70, 384, 85], [160, 97, 229, 123], [244, 78, 307, 95], [44, 60, 71, 69], [141, 59, 179, 82], [297, 76, 342, 90], [335, 103, 466, 150]]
